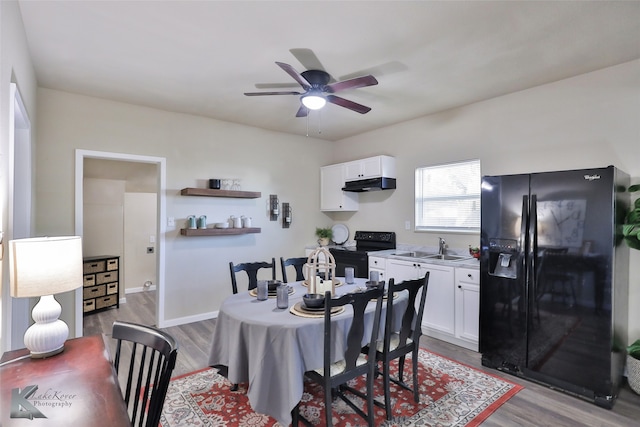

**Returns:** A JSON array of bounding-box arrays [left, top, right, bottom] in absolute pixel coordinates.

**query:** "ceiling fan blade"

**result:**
[[254, 82, 300, 89], [276, 62, 311, 90], [289, 48, 332, 77], [326, 95, 372, 114], [295, 105, 309, 118], [244, 91, 301, 96], [326, 75, 378, 93]]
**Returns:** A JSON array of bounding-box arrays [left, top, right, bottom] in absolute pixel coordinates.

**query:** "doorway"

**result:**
[[74, 150, 167, 336]]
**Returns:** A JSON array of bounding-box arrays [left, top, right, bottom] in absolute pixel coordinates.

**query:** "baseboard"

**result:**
[[422, 327, 479, 352], [161, 310, 219, 328], [125, 286, 157, 294]]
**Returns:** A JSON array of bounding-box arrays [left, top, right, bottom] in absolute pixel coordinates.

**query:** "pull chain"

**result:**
[[304, 110, 323, 137]]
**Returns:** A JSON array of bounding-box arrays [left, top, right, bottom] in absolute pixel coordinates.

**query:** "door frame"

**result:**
[[3, 83, 32, 351], [74, 150, 167, 336]]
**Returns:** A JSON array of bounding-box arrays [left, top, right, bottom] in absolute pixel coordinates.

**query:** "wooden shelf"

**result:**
[[180, 227, 261, 236], [181, 187, 261, 199]]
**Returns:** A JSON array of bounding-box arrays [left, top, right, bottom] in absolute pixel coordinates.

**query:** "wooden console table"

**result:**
[[0, 335, 130, 426]]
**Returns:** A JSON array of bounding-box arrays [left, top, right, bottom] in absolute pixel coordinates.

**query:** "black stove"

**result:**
[[330, 231, 396, 278]]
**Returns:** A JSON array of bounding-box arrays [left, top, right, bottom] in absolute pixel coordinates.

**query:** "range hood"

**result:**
[[342, 177, 396, 192]]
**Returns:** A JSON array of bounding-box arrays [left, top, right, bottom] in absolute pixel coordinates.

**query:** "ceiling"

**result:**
[[18, 1, 640, 142]]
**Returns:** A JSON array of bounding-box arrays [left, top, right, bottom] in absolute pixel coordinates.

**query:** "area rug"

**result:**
[[160, 349, 522, 427]]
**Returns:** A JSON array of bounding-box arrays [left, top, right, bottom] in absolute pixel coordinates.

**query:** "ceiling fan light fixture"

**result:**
[[301, 94, 326, 110]]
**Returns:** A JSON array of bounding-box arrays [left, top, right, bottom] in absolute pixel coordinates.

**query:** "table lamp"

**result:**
[[9, 236, 83, 358]]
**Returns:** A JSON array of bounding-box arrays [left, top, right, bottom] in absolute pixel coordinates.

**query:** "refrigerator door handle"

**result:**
[[529, 195, 538, 287], [520, 195, 529, 255]]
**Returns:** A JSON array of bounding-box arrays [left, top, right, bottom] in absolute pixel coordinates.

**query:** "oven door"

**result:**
[[329, 249, 368, 279]]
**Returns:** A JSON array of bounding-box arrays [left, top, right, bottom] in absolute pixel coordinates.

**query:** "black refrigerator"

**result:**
[[479, 165, 630, 408]]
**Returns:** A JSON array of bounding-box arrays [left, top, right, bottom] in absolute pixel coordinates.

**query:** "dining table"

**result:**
[[207, 277, 409, 426]]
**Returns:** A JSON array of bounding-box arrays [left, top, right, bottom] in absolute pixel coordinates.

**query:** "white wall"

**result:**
[[124, 192, 157, 292], [0, 0, 38, 353], [330, 59, 640, 342], [35, 89, 333, 328], [83, 178, 125, 258]]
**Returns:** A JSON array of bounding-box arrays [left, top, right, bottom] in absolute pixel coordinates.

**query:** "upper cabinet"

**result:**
[[344, 155, 396, 182], [320, 163, 359, 211], [320, 155, 396, 212]]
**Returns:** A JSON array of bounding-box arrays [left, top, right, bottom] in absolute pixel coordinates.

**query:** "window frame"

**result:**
[[414, 159, 481, 234]]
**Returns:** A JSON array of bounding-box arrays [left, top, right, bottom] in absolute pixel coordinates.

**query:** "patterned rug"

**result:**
[[160, 349, 522, 426]]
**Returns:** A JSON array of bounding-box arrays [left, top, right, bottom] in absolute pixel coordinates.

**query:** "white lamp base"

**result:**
[[23, 294, 69, 358]]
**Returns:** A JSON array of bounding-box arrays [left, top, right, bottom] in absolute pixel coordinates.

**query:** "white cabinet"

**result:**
[[387, 259, 455, 336], [454, 267, 479, 351], [420, 263, 456, 337], [386, 258, 479, 351], [320, 164, 358, 211], [368, 255, 387, 282], [386, 258, 434, 282], [344, 155, 396, 182]]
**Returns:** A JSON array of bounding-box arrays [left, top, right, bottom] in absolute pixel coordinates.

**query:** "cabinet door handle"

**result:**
[[468, 274, 473, 278], [458, 285, 462, 288]]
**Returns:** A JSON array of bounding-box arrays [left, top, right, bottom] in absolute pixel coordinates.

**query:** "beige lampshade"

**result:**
[[9, 236, 83, 298]]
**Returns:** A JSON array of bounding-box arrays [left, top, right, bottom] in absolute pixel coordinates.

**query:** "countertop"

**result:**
[[305, 244, 480, 269], [367, 248, 479, 269]]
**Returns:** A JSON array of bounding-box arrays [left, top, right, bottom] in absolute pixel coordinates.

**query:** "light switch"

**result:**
[[405, 220, 411, 230], [168, 217, 175, 227], [149, 235, 155, 243]]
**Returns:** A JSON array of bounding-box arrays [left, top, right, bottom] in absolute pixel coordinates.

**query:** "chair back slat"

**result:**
[[112, 321, 178, 427], [384, 274, 429, 353], [324, 285, 384, 379], [375, 273, 429, 420], [280, 256, 307, 283], [229, 258, 276, 293]]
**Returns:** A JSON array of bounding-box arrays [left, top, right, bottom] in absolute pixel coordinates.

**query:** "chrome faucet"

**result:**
[[438, 237, 446, 255]]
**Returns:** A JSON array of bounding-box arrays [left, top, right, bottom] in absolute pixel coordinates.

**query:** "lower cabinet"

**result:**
[[386, 258, 479, 351], [83, 255, 120, 315], [421, 263, 456, 337], [454, 267, 480, 351], [368, 255, 387, 282]]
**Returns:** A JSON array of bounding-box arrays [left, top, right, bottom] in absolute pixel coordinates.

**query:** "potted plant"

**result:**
[[627, 340, 640, 394], [624, 184, 640, 393], [315, 227, 332, 246]]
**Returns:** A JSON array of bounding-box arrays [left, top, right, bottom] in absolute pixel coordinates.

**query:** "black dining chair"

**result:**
[[229, 258, 276, 294], [293, 285, 385, 427], [367, 274, 429, 420], [280, 256, 307, 283], [112, 320, 179, 427]]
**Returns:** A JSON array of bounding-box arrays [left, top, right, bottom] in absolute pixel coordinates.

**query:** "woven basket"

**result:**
[[627, 355, 640, 394]]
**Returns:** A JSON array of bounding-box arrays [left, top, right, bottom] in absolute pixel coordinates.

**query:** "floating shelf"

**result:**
[[180, 227, 261, 236], [180, 187, 261, 199]]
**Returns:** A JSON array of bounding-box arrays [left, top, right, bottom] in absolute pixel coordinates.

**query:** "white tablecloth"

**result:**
[[207, 277, 408, 425]]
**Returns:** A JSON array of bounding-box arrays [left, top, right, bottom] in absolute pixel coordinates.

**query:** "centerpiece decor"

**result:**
[[305, 247, 336, 296]]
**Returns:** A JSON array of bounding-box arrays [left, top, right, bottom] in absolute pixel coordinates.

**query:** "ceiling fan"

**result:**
[[244, 62, 378, 117]]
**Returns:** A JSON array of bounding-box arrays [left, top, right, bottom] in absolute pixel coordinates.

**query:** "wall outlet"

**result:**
[[405, 220, 411, 230]]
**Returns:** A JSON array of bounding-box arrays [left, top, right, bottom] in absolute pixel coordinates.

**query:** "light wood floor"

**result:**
[[84, 291, 640, 426]]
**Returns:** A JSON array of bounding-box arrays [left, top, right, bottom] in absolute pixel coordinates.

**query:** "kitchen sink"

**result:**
[[391, 251, 434, 258], [423, 254, 469, 261]]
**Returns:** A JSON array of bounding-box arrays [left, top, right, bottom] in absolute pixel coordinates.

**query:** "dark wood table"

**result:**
[[0, 334, 130, 426]]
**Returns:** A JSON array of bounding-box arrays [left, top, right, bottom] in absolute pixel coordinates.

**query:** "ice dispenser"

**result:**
[[488, 238, 518, 279]]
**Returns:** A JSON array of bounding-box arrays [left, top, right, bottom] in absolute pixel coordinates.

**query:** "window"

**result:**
[[415, 159, 480, 232]]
